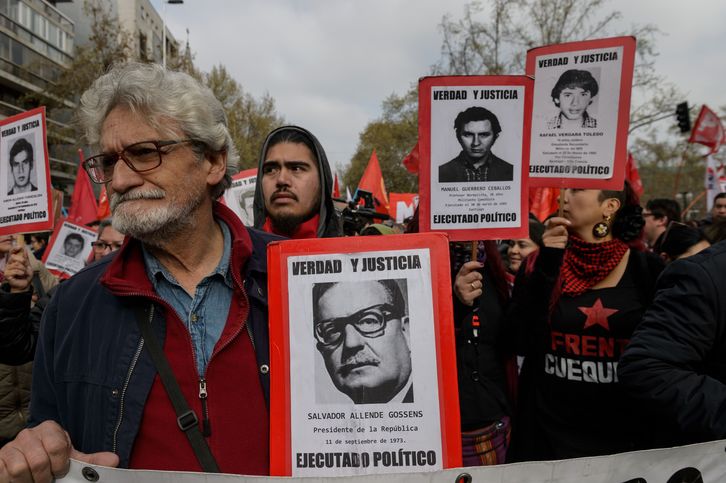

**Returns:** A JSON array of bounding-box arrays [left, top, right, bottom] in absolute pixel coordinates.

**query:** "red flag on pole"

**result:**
[[67, 149, 99, 225], [358, 150, 389, 214], [625, 152, 644, 197], [529, 187, 560, 222], [402, 141, 419, 174], [332, 173, 341, 199], [689, 105, 725, 154], [97, 185, 111, 219]]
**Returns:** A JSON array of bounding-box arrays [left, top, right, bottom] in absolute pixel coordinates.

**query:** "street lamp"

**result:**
[[161, 0, 184, 68]]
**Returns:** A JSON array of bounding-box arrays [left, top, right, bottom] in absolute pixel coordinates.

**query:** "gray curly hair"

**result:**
[[76, 62, 239, 199]]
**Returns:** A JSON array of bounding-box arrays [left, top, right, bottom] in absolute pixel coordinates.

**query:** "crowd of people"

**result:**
[[0, 62, 725, 481]]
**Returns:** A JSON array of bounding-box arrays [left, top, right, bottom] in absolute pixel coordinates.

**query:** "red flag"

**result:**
[[402, 141, 419, 174], [97, 185, 111, 219], [358, 150, 389, 214], [389, 193, 419, 223], [529, 187, 560, 222], [689, 105, 725, 154], [332, 173, 341, 199], [625, 152, 644, 197], [67, 149, 99, 225]]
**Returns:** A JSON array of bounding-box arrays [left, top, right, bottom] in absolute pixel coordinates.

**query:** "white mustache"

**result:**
[[110, 189, 165, 211]]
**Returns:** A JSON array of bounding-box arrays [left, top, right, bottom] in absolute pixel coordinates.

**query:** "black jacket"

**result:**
[[439, 151, 513, 183], [619, 240, 726, 444], [253, 125, 342, 237]]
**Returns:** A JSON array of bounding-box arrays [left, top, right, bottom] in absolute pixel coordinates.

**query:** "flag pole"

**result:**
[[672, 143, 691, 196]]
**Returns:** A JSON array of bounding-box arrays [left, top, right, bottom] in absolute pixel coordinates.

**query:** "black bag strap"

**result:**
[[31, 273, 45, 299], [132, 303, 220, 473]]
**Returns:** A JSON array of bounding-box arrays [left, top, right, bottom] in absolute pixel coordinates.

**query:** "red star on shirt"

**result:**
[[578, 298, 618, 331]]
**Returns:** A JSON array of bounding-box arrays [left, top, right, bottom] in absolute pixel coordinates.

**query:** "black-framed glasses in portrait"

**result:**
[[314, 303, 405, 347]]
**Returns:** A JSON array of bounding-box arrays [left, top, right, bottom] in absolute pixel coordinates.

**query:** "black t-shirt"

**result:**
[[531, 265, 652, 458]]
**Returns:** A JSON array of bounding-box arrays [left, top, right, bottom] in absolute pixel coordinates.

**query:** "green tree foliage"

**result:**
[[203, 65, 284, 169], [343, 89, 419, 194], [26, 0, 132, 112], [630, 128, 723, 221]]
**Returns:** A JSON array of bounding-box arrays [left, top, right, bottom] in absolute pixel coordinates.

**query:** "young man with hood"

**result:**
[[253, 126, 342, 238]]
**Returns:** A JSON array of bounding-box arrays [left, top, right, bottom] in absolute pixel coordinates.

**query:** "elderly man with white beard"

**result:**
[[0, 63, 279, 481]]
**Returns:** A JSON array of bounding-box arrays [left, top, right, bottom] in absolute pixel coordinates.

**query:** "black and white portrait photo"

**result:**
[[62, 233, 85, 259], [527, 38, 636, 187], [312, 278, 412, 404], [547, 69, 600, 130], [6, 137, 38, 196], [44, 221, 97, 276], [439, 106, 514, 183], [222, 169, 257, 226]]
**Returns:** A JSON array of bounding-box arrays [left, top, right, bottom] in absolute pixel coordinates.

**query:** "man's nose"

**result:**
[[275, 168, 292, 187], [110, 157, 144, 194], [342, 323, 365, 349], [471, 135, 481, 146]]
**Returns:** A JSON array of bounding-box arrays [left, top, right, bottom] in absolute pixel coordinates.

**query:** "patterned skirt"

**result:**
[[461, 416, 511, 466]]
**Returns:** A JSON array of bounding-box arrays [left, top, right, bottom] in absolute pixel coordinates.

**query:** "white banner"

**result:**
[[705, 154, 725, 211], [60, 439, 726, 482]]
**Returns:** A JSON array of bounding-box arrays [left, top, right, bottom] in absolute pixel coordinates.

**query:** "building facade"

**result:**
[[0, 0, 77, 190]]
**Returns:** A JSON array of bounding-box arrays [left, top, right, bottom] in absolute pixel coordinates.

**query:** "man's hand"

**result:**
[[542, 217, 571, 249], [4, 247, 32, 293], [454, 260, 484, 306], [0, 421, 119, 483]]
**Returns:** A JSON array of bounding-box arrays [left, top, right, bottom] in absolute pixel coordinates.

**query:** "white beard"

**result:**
[[110, 185, 206, 246]]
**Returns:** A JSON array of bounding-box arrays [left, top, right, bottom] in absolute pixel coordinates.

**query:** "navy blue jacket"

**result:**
[[29, 205, 279, 468]]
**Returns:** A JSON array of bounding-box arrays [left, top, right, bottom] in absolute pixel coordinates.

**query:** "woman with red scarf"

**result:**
[[507, 183, 664, 461]]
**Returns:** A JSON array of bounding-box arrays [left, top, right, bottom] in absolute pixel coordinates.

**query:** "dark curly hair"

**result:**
[[599, 180, 645, 249]]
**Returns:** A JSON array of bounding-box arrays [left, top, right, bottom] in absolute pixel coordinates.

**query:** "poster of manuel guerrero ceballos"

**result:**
[[418, 76, 531, 242]]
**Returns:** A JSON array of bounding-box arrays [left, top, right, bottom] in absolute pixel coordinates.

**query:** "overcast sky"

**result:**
[[153, 0, 726, 174]]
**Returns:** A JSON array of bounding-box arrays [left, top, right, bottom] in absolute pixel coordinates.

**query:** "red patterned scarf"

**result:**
[[262, 214, 320, 239], [561, 234, 628, 296]]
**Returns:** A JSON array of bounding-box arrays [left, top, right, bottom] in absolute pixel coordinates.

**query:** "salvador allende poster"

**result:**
[[267, 233, 461, 477]]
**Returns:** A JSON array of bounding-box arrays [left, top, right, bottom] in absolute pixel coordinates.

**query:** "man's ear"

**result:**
[[553, 98, 560, 107], [400, 315, 410, 341], [206, 150, 227, 186]]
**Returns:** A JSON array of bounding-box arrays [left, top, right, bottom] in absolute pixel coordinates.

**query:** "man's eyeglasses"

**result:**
[[83, 139, 201, 184], [91, 241, 123, 251], [314, 304, 403, 347]]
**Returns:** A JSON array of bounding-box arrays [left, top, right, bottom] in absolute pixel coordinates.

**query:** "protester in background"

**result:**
[[451, 241, 515, 465], [619, 241, 726, 445], [0, 62, 279, 479], [659, 222, 711, 262], [711, 193, 726, 222], [27, 233, 49, 260], [360, 223, 395, 236], [0, 237, 57, 448], [699, 192, 726, 228], [253, 126, 342, 238], [642, 198, 681, 253], [507, 182, 664, 461], [91, 219, 125, 262], [704, 217, 726, 244], [506, 218, 545, 276]]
